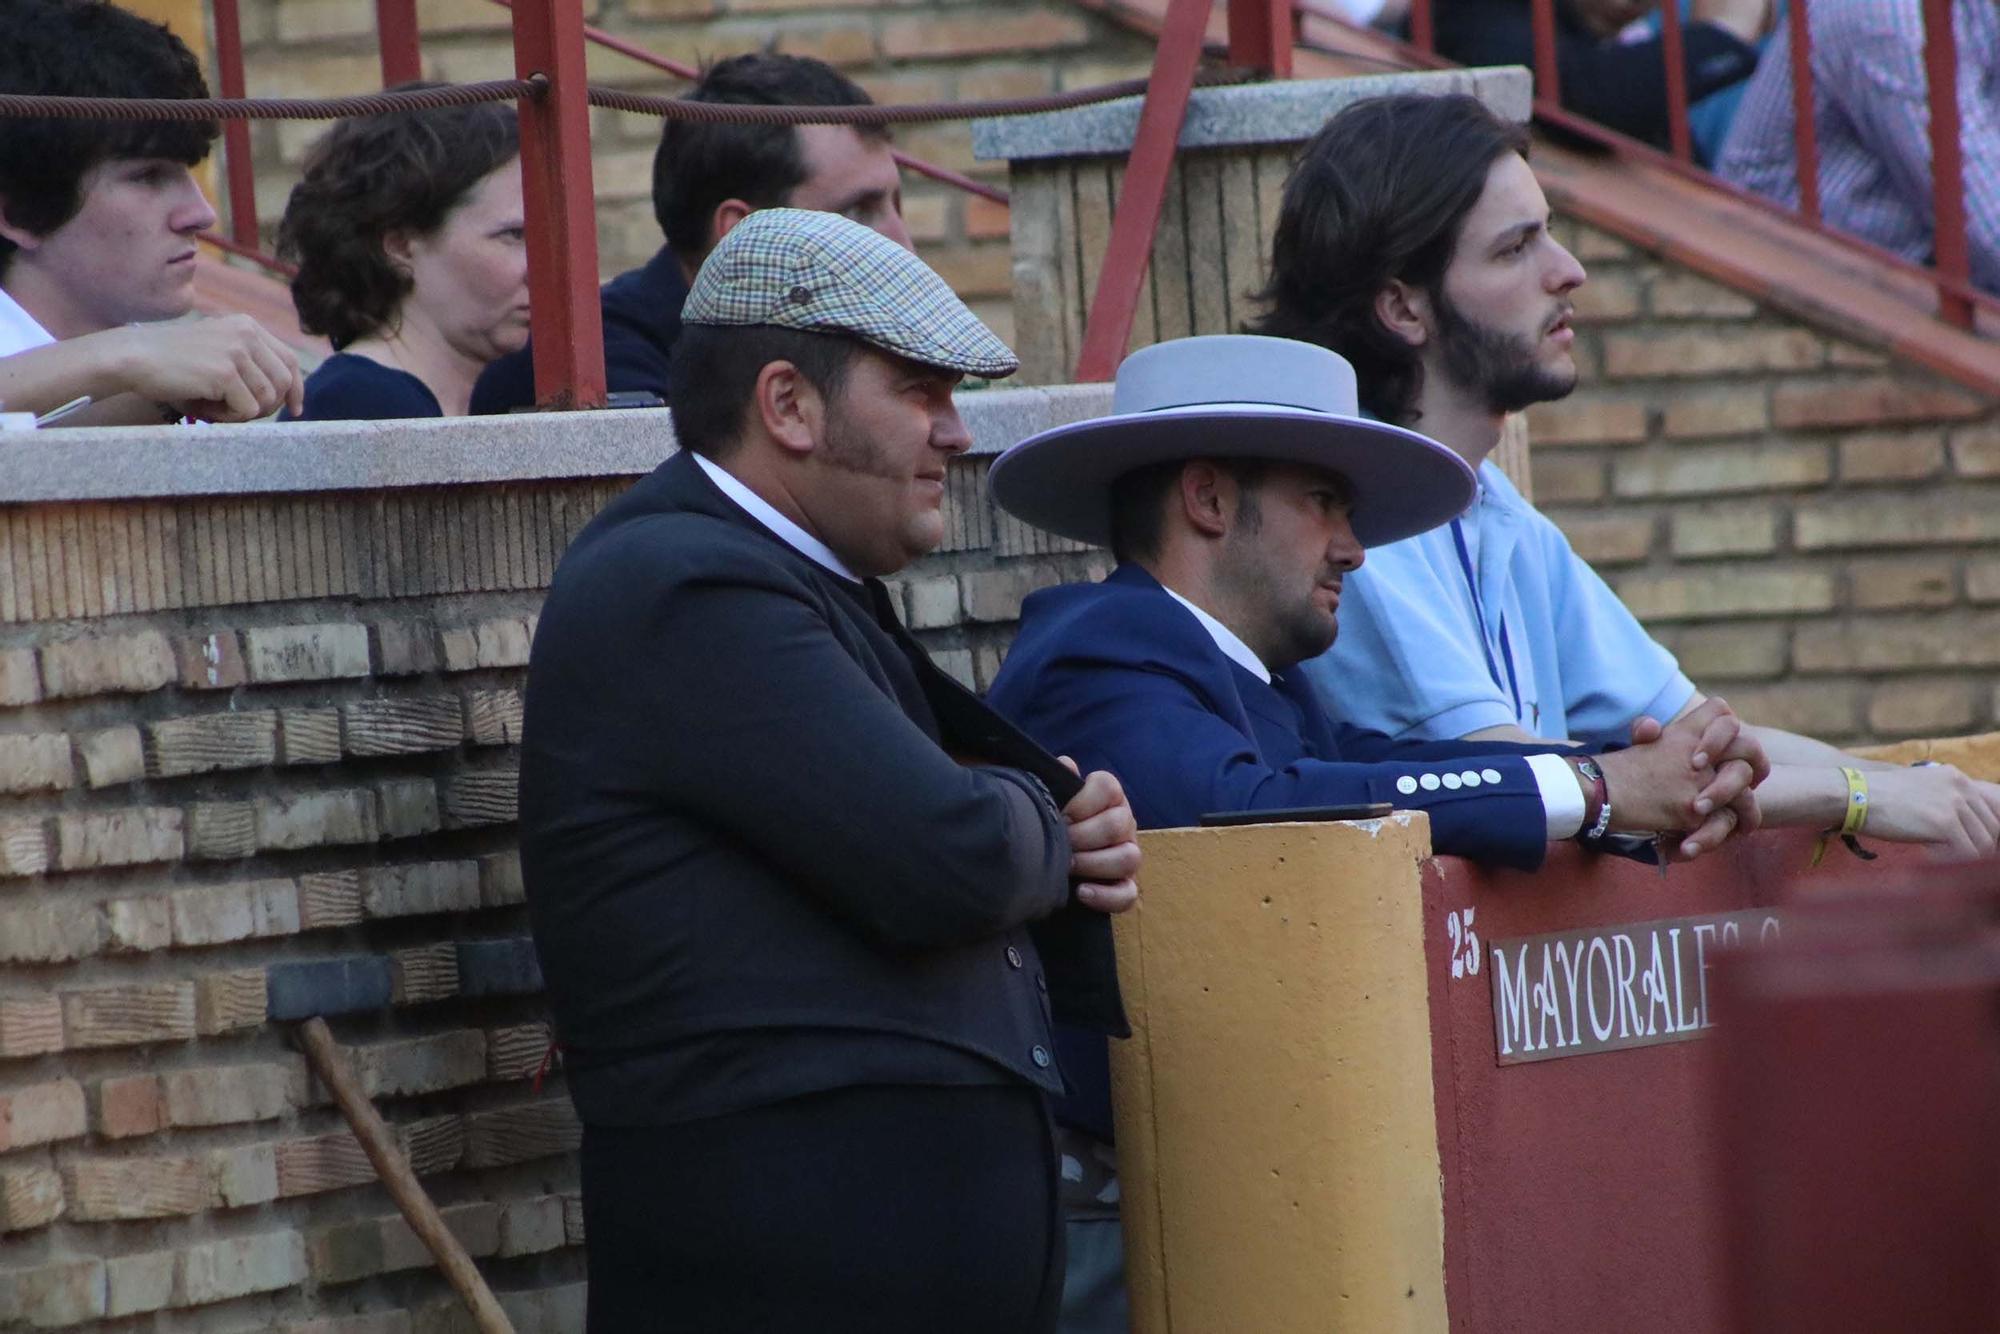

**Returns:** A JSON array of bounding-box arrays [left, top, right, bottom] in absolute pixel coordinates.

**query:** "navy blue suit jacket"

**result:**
[[989, 563, 1567, 869], [986, 564, 1576, 1141]]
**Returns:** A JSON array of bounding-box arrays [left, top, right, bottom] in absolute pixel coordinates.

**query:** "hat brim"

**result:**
[[987, 406, 1477, 548]]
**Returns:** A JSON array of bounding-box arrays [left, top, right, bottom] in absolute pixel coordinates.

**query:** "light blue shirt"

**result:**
[[1304, 461, 1696, 749]]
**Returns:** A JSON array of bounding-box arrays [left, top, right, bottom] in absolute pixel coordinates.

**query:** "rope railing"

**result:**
[[0, 68, 1251, 127]]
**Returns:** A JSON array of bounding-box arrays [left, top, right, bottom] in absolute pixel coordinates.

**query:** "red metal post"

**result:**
[[1657, 0, 1693, 163], [208, 0, 260, 247], [1074, 0, 1217, 381], [1527, 0, 1562, 108], [1920, 0, 1973, 329], [511, 0, 608, 409], [376, 0, 424, 86], [1409, 0, 1435, 55], [1783, 0, 1822, 223], [1228, 0, 1294, 77]]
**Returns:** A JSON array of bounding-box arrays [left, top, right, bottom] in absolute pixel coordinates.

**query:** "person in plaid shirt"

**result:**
[[1719, 0, 1999, 295]]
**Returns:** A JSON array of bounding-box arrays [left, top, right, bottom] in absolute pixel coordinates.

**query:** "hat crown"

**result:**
[[680, 208, 1019, 378], [1111, 334, 1361, 418]]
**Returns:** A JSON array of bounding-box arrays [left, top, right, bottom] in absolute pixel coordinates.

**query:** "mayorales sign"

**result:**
[[1488, 908, 1782, 1065]]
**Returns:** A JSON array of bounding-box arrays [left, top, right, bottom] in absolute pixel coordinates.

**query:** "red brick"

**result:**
[[1615, 567, 1835, 622], [62, 1155, 210, 1220], [0, 647, 40, 705], [0, 995, 64, 1057], [62, 981, 197, 1048], [95, 1074, 164, 1138], [1529, 455, 1607, 504], [1771, 376, 1985, 429], [965, 194, 1012, 241], [53, 806, 184, 870], [1554, 514, 1655, 566], [1602, 328, 1822, 378], [39, 630, 175, 698], [882, 8, 1090, 58], [1612, 441, 1828, 498], [0, 1163, 64, 1233], [1867, 678, 1977, 737], [1837, 430, 1944, 482], [1646, 271, 1757, 318], [1660, 386, 1769, 439], [0, 732, 73, 793], [0, 1079, 86, 1150], [1947, 421, 2000, 476], [1848, 557, 1958, 611], [1525, 395, 1649, 447]]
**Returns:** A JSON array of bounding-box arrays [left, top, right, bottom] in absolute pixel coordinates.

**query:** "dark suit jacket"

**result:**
[[471, 246, 687, 415], [987, 563, 1576, 1140], [989, 563, 1565, 867], [521, 450, 1073, 1124]]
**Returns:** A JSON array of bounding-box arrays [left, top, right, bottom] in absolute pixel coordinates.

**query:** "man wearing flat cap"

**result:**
[[520, 209, 1141, 1334], [986, 333, 1768, 1328]]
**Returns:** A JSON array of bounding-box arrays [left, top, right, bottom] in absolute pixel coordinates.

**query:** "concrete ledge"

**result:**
[[0, 383, 1114, 504], [972, 67, 1531, 162]]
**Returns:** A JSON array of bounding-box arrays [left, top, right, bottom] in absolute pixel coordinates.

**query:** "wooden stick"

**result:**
[[297, 1017, 518, 1334]]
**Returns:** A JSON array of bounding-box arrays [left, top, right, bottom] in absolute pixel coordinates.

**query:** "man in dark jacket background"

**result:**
[[472, 52, 911, 413], [519, 208, 1139, 1333]]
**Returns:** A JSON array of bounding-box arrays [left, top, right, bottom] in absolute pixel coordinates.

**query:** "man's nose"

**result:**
[[1548, 239, 1586, 294], [1329, 515, 1365, 572], [932, 401, 972, 455], [172, 169, 219, 234]]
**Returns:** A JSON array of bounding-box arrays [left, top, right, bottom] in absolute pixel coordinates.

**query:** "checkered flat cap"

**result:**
[[681, 208, 1019, 378]]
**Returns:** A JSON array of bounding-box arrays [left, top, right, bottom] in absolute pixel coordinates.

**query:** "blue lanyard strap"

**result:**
[[1449, 517, 1523, 722]]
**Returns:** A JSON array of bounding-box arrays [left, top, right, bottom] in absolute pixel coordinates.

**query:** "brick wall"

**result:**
[[228, 0, 1157, 344], [0, 401, 1103, 1330], [1528, 217, 2000, 745]]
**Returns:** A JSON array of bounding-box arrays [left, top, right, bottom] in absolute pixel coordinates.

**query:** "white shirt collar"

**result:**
[[1163, 587, 1272, 684], [0, 287, 55, 360], [691, 452, 862, 584]]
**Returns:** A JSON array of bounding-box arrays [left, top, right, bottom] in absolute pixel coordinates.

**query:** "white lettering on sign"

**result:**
[[1489, 908, 1781, 1065], [1446, 908, 1481, 980]]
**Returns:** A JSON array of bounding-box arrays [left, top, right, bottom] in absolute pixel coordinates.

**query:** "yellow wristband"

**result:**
[[1811, 767, 1872, 867], [1837, 766, 1869, 836]]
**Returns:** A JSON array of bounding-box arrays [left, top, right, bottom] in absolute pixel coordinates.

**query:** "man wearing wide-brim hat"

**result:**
[[985, 333, 1768, 1330], [520, 209, 1141, 1334]]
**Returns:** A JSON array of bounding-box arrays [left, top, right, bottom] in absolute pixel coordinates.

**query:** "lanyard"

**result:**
[[1449, 517, 1523, 723]]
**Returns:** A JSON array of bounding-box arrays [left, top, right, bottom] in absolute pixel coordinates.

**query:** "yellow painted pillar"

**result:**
[[123, 0, 220, 203], [1112, 815, 1447, 1333]]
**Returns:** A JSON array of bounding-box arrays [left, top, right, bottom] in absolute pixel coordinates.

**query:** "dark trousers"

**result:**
[[582, 1083, 1062, 1333]]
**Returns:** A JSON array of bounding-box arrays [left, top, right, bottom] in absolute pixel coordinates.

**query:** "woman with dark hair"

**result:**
[[280, 91, 525, 419]]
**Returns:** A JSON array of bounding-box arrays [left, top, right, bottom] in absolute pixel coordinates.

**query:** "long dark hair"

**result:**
[[1251, 94, 1529, 424]]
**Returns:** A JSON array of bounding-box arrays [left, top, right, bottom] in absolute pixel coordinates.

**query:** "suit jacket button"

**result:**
[[1006, 945, 1024, 968], [1031, 1045, 1052, 1068]]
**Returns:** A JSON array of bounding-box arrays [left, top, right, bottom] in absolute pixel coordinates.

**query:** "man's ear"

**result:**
[[710, 199, 755, 249], [1374, 278, 1430, 351], [0, 198, 43, 255], [753, 360, 824, 458], [1177, 461, 1230, 540]]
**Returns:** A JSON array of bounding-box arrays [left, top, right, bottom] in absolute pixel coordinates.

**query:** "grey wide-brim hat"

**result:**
[[987, 334, 1475, 548]]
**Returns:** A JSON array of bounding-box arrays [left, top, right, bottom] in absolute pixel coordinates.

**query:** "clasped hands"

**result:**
[[1597, 696, 1769, 861]]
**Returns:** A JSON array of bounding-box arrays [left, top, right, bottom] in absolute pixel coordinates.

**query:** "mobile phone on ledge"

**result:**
[[1199, 803, 1395, 827]]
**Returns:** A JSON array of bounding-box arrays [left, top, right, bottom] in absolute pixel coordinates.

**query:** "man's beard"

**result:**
[[1432, 286, 1577, 415]]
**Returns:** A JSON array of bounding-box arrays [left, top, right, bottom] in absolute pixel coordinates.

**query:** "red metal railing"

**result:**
[[1312, 0, 1988, 329]]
